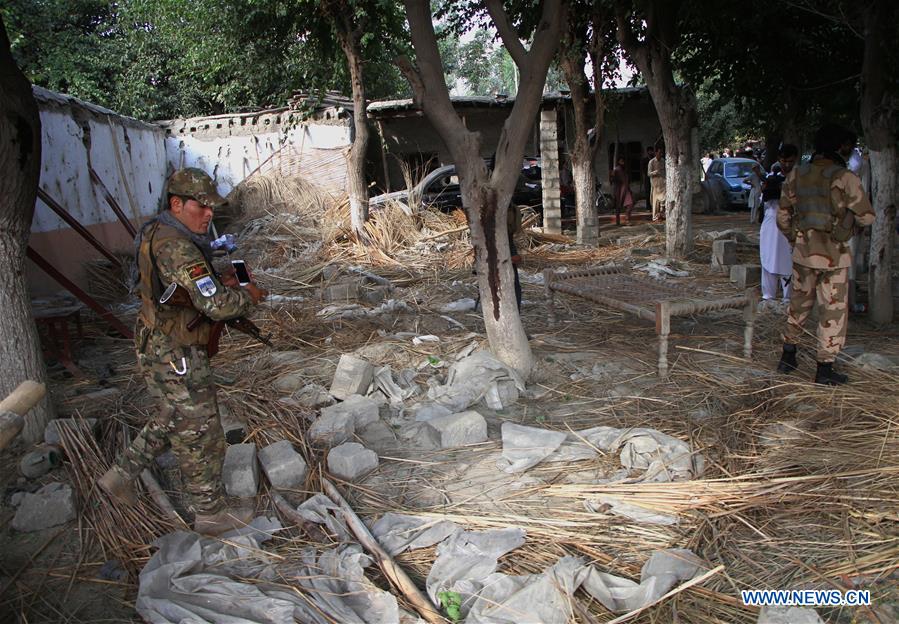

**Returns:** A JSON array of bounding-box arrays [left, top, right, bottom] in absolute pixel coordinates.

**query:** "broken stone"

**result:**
[[44, 418, 99, 446], [222, 443, 259, 497], [11, 483, 76, 532], [330, 354, 375, 400], [321, 264, 341, 281], [293, 384, 334, 409], [272, 372, 305, 394], [258, 440, 308, 489], [412, 402, 453, 422], [322, 394, 379, 428], [10, 492, 25, 507], [440, 298, 477, 313], [711, 239, 737, 273], [730, 264, 762, 288], [425, 410, 488, 448], [309, 410, 355, 446], [267, 350, 306, 366], [219, 402, 247, 445], [327, 442, 379, 480], [364, 285, 391, 305]]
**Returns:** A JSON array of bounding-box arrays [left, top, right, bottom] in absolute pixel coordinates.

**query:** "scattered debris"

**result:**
[[44, 417, 98, 446], [330, 355, 375, 400], [12, 482, 76, 531], [327, 442, 379, 480], [439, 298, 476, 313], [258, 440, 308, 489], [223, 443, 259, 498], [424, 410, 488, 448]]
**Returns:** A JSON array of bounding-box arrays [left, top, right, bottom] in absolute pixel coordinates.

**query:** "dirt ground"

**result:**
[[1, 212, 897, 623]]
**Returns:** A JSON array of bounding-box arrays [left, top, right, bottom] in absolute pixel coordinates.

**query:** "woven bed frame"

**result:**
[[543, 264, 757, 377]]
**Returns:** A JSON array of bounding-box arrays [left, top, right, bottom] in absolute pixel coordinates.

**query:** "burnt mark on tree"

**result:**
[[13, 114, 34, 170], [479, 188, 502, 321]]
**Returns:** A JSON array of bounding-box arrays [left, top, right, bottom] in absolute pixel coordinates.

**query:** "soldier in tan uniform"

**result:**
[[775, 124, 874, 385], [98, 168, 267, 535]]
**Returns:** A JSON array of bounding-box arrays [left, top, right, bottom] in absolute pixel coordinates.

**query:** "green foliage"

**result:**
[[3, 0, 409, 119], [438, 590, 462, 623]]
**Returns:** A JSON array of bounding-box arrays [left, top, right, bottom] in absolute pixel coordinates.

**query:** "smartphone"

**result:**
[[231, 260, 251, 286]]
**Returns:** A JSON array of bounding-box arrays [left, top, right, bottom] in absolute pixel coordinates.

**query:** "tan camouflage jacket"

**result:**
[[777, 159, 874, 269], [138, 222, 254, 347]]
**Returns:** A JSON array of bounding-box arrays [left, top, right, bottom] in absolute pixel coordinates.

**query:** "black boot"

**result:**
[[776, 344, 798, 373], [815, 361, 848, 385]]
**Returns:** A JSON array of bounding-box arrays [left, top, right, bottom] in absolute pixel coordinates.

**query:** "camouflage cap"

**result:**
[[166, 168, 227, 207]]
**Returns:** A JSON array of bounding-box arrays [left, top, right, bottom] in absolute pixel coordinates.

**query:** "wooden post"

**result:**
[[655, 302, 671, 378], [543, 268, 557, 327], [321, 478, 446, 624], [0, 380, 47, 450]]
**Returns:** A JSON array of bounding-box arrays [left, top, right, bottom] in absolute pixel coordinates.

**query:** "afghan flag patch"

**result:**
[[186, 262, 210, 280]]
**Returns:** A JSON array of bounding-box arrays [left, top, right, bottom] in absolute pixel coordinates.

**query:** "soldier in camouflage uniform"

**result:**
[[775, 124, 874, 385], [98, 168, 267, 535]]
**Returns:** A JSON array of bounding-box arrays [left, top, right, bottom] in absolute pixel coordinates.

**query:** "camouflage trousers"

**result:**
[[118, 326, 225, 515], [783, 264, 849, 363]]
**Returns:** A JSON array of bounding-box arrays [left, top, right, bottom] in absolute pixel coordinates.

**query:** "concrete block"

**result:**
[[219, 402, 247, 445], [223, 443, 259, 497], [330, 354, 375, 400], [258, 440, 308, 489], [321, 281, 360, 302], [425, 410, 488, 448], [11, 483, 76, 531], [309, 410, 355, 446], [364, 285, 391, 305], [327, 442, 379, 480], [311, 394, 379, 447], [44, 418, 98, 446], [730, 264, 762, 288], [711, 239, 737, 272]]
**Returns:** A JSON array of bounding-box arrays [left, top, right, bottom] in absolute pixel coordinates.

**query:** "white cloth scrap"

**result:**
[[425, 350, 525, 412], [370, 513, 462, 556]]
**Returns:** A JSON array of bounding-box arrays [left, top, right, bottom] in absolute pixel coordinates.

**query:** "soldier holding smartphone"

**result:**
[[98, 168, 267, 536]]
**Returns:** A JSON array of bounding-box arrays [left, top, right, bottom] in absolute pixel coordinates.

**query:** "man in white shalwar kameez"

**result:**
[[760, 145, 799, 302]]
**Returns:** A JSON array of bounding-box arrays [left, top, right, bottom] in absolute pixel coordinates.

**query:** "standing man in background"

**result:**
[[648, 144, 666, 222], [775, 125, 874, 385], [759, 144, 798, 304]]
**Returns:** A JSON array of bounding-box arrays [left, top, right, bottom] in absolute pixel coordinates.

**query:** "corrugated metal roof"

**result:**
[[367, 87, 649, 117]]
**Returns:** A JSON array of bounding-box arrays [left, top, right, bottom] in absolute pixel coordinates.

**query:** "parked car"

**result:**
[[369, 160, 574, 214], [705, 158, 762, 209]]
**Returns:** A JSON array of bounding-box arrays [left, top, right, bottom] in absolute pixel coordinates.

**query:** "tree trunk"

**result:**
[[656, 94, 697, 257], [0, 18, 53, 442], [571, 156, 597, 243], [560, 51, 601, 246], [463, 180, 532, 373], [866, 146, 896, 324], [860, 0, 897, 324], [336, 20, 370, 239], [615, 3, 697, 257]]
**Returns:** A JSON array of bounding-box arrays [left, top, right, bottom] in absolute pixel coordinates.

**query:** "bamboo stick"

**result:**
[[321, 478, 446, 624]]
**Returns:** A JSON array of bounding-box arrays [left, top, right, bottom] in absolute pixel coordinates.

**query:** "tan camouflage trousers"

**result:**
[[783, 265, 849, 362], [118, 327, 225, 515]]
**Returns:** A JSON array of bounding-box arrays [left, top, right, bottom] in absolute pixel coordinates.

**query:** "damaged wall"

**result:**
[[29, 86, 168, 296], [157, 103, 354, 198]]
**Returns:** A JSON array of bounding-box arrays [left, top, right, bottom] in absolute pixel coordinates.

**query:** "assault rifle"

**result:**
[[160, 282, 272, 357]]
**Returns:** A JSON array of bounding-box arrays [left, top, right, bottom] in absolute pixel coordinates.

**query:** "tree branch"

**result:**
[[394, 55, 425, 106], [401, 0, 471, 157], [484, 0, 527, 68]]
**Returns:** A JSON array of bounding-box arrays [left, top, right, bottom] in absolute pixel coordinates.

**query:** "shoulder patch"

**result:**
[[186, 262, 211, 279], [195, 276, 217, 297]]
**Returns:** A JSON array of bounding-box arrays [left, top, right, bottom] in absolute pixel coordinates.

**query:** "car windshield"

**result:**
[[724, 162, 757, 178]]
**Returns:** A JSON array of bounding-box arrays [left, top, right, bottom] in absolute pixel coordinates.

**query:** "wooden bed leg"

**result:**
[[543, 269, 557, 327], [743, 289, 758, 359], [655, 302, 671, 378]]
